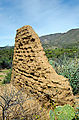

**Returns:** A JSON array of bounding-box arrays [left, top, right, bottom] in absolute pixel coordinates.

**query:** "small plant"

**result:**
[[49, 104, 75, 120]]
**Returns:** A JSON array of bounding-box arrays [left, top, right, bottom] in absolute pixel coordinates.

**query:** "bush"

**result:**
[[0, 47, 14, 69], [2, 69, 12, 84], [0, 58, 12, 69], [45, 48, 79, 60], [0, 85, 27, 120]]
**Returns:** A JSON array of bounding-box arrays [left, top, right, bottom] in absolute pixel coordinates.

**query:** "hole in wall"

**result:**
[[28, 47, 31, 49], [37, 67, 41, 70], [25, 48, 27, 50], [18, 42, 23, 48], [31, 38, 35, 42], [17, 51, 20, 53], [48, 86, 51, 88], [30, 73, 34, 76], [27, 51, 29, 53], [28, 55, 31, 57], [18, 59, 23, 61], [31, 50, 34, 52], [30, 59, 33, 62], [23, 51, 25, 53]]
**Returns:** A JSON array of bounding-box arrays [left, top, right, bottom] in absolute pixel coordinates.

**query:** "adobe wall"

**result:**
[[11, 25, 74, 106]]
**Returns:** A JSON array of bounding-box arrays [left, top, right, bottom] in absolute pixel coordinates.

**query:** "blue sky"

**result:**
[[0, 0, 79, 47]]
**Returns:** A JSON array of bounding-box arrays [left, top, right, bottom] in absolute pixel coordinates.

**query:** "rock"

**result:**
[[11, 25, 75, 107]]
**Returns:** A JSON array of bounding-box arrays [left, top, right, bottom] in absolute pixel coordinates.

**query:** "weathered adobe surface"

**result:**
[[11, 25, 75, 107]]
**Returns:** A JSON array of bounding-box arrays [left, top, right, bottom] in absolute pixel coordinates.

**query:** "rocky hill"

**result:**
[[40, 28, 79, 49]]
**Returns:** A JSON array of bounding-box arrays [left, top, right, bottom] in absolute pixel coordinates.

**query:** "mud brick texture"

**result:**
[[11, 25, 75, 106]]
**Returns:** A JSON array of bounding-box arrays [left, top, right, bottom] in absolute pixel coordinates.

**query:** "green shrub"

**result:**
[[0, 47, 14, 69], [45, 48, 79, 60], [0, 58, 12, 69], [2, 69, 11, 84]]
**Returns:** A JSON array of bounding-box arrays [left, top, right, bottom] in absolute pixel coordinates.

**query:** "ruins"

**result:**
[[11, 25, 74, 106]]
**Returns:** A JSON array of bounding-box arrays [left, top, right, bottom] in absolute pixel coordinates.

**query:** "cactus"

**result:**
[[49, 104, 75, 120]]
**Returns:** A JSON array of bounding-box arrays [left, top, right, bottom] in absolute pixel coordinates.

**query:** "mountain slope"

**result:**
[[40, 28, 79, 49]]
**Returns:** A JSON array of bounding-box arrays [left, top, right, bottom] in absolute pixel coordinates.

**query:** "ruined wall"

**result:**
[[11, 25, 74, 106]]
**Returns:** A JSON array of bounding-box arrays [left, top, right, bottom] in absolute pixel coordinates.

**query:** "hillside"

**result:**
[[0, 28, 79, 49], [40, 28, 79, 49]]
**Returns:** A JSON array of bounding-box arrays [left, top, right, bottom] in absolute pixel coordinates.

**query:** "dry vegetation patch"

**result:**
[[0, 83, 49, 120]]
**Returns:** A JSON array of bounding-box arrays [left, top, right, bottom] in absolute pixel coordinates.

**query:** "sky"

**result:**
[[0, 0, 79, 47]]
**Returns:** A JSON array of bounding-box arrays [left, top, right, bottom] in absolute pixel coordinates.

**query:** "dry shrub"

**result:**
[[0, 84, 49, 120]]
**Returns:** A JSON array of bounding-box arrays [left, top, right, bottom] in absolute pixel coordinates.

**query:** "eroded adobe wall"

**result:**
[[11, 25, 74, 106]]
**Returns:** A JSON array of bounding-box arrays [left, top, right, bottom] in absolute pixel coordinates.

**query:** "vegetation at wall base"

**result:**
[[2, 69, 12, 84]]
